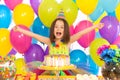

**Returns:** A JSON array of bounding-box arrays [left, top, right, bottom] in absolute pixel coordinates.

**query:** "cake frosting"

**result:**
[[44, 55, 70, 67]]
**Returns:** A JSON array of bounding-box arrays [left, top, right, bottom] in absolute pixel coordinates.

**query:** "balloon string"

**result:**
[[87, 15, 90, 48]]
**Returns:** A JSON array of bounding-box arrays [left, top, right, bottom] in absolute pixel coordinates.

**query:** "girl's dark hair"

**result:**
[[50, 18, 70, 44], [102, 63, 120, 80]]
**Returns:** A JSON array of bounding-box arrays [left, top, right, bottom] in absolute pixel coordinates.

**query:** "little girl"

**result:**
[[14, 17, 104, 55]]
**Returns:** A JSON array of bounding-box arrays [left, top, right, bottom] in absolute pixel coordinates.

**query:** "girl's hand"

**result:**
[[96, 23, 104, 29], [13, 25, 19, 31]]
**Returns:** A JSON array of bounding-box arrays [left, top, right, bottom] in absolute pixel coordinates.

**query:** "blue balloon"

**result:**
[[31, 38, 38, 44], [99, 0, 119, 13], [30, 25, 38, 44], [0, 5, 12, 28], [95, 31, 101, 38], [77, 55, 99, 75], [89, 0, 104, 21], [107, 11, 116, 17], [32, 17, 50, 37], [70, 50, 87, 66]]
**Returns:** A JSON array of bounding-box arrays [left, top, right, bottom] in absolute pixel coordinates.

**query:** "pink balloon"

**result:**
[[69, 25, 74, 36], [10, 25, 32, 53], [74, 20, 95, 48], [4, 0, 23, 10], [113, 35, 120, 48]]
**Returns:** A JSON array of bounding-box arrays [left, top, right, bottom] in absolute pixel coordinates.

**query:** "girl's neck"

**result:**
[[54, 39, 61, 44]]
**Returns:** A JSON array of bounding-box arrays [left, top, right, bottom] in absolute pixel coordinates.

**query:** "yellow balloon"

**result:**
[[0, 28, 12, 57], [110, 45, 118, 49], [116, 3, 120, 22], [76, 0, 98, 15], [38, 0, 60, 27], [90, 38, 110, 67], [59, 0, 78, 26], [15, 58, 27, 74], [13, 4, 34, 27]]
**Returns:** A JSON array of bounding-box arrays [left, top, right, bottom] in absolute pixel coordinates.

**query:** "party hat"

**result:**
[[57, 9, 65, 19]]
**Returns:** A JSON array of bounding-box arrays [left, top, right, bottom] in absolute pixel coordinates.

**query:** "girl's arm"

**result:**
[[13, 26, 51, 46], [69, 23, 104, 44]]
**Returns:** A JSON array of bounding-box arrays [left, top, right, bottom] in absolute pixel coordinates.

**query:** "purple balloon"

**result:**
[[30, 0, 42, 15], [24, 44, 44, 63], [44, 46, 49, 55], [8, 48, 17, 55], [99, 16, 119, 44]]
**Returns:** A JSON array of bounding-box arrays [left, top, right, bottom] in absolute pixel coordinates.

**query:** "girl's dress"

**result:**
[[49, 42, 69, 55]]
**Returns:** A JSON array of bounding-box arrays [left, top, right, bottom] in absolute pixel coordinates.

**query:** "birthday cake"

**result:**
[[44, 55, 70, 67]]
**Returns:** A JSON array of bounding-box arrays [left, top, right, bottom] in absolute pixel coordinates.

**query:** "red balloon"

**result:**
[[10, 25, 32, 53]]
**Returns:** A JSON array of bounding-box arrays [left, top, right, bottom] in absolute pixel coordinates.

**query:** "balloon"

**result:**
[[116, 3, 120, 22], [69, 25, 74, 36], [99, 16, 119, 44], [74, 20, 95, 48], [107, 11, 116, 17], [113, 36, 120, 48], [89, 0, 104, 21], [90, 38, 109, 67], [95, 31, 101, 38], [24, 44, 44, 63], [4, 0, 23, 10], [38, 0, 78, 27], [10, 25, 32, 53], [32, 17, 50, 37], [15, 58, 27, 74], [110, 45, 118, 49], [13, 4, 34, 27], [8, 48, 17, 56], [86, 55, 99, 75], [99, 0, 119, 13], [73, 0, 76, 3], [32, 38, 38, 44], [70, 49, 87, 66], [44, 46, 49, 55], [0, 28, 12, 57], [30, 26, 38, 44], [59, 0, 78, 26], [30, 0, 42, 15], [0, 5, 12, 28], [38, 0, 60, 27], [77, 55, 99, 75], [76, 0, 98, 15], [93, 11, 107, 25]]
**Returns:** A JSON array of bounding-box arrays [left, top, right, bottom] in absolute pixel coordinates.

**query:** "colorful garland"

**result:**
[[97, 45, 120, 65]]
